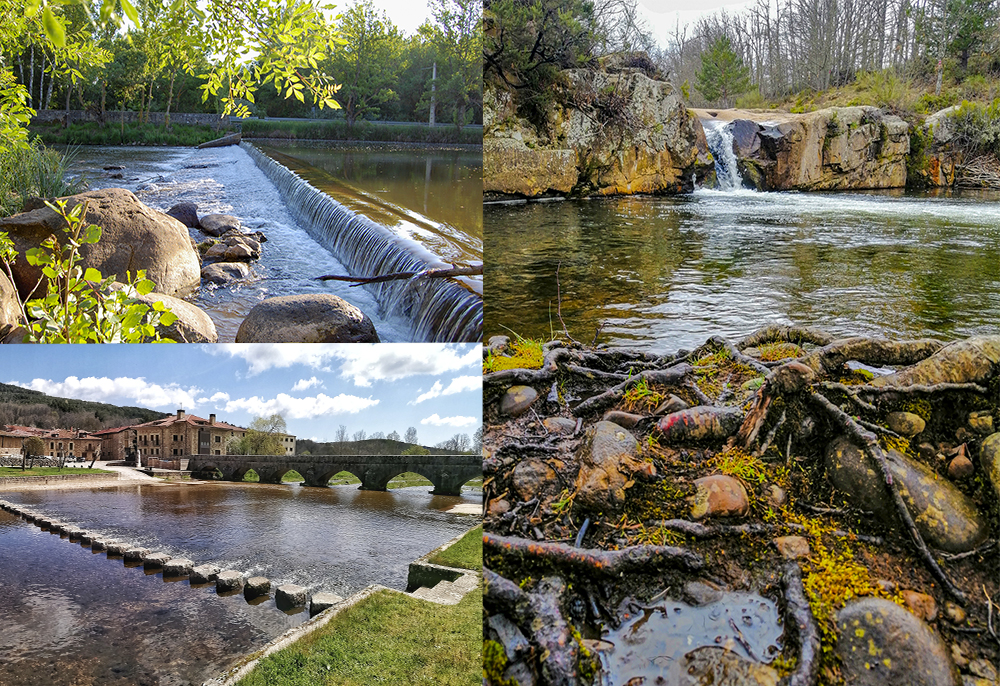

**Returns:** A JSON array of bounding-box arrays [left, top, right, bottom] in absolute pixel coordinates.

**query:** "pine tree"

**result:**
[[695, 36, 751, 108]]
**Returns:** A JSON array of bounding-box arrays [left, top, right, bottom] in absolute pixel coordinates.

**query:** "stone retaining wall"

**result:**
[[31, 110, 232, 129], [0, 472, 119, 489]]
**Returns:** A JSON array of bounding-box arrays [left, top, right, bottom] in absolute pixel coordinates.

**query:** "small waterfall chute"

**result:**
[[242, 143, 482, 342], [702, 119, 746, 191]]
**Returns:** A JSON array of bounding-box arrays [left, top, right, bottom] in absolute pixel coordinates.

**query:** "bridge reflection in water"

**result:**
[[186, 454, 481, 496]]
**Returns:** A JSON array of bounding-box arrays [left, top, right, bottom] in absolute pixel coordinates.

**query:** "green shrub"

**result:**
[[0, 139, 82, 217], [240, 119, 480, 144], [31, 122, 220, 147], [948, 98, 1000, 157]]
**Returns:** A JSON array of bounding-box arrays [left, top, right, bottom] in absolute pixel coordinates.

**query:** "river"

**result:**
[[65, 142, 482, 343], [485, 188, 1000, 351], [0, 481, 479, 686]]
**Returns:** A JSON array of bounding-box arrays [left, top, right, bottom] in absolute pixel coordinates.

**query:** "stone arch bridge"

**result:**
[[186, 454, 481, 496]]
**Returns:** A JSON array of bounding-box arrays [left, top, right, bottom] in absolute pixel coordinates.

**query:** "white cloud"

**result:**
[[207, 343, 479, 385], [292, 377, 324, 392], [196, 391, 231, 405], [420, 413, 479, 427], [409, 375, 481, 404], [14, 376, 201, 409], [224, 393, 379, 419]]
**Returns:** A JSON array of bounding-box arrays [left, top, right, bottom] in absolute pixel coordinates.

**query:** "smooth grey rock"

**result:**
[[235, 294, 380, 343], [202, 261, 249, 285], [825, 436, 988, 553], [215, 570, 244, 592], [488, 613, 531, 660], [275, 584, 308, 608], [542, 417, 577, 434], [309, 591, 344, 616], [886, 411, 926, 437], [244, 576, 271, 598], [143, 552, 171, 568], [165, 202, 199, 228], [199, 213, 240, 237], [574, 421, 640, 512], [190, 564, 221, 584], [500, 385, 538, 418], [163, 558, 194, 577], [683, 580, 724, 606], [836, 598, 958, 686]]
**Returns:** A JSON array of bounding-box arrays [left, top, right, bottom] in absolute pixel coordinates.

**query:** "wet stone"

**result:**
[[979, 433, 1000, 502], [542, 417, 576, 434], [886, 411, 926, 437], [487, 335, 510, 353], [105, 542, 127, 556], [680, 647, 779, 686], [244, 576, 271, 598], [215, 570, 244, 592], [825, 436, 988, 553], [948, 454, 974, 480], [276, 584, 308, 609], [163, 559, 194, 577], [143, 553, 171, 569], [510, 459, 557, 502], [901, 590, 938, 622], [501, 386, 538, 418], [601, 410, 643, 428], [190, 564, 220, 584], [90, 539, 107, 551], [772, 535, 810, 559], [690, 474, 749, 520], [309, 591, 343, 617], [574, 421, 640, 512], [836, 598, 958, 686], [968, 411, 994, 436]]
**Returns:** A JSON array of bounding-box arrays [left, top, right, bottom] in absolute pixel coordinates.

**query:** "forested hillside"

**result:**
[[0, 383, 168, 431]]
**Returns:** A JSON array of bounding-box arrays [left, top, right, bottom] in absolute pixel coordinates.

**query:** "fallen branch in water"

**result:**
[[315, 263, 482, 286]]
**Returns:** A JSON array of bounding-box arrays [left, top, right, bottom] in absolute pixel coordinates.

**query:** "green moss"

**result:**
[[621, 377, 664, 412], [483, 640, 514, 685], [484, 337, 545, 373]]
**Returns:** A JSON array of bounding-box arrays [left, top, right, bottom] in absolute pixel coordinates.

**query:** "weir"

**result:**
[[701, 119, 746, 191], [242, 143, 482, 342]]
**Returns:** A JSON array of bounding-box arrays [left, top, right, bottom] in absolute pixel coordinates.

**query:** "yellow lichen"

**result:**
[[483, 337, 545, 373]]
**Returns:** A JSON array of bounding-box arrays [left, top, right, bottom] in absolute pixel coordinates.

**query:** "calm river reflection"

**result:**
[[0, 482, 479, 685], [486, 188, 1000, 351]]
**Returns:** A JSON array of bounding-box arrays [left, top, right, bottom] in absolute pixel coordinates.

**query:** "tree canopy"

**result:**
[[695, 35, 751, 107]]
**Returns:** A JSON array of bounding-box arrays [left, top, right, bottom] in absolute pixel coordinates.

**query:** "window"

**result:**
[[215, 450, 221, 455], [173, 435, 178, 442], [214, 436, 221, 443], [69, 443, 74, 450]]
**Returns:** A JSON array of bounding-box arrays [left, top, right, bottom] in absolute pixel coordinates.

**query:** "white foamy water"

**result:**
[[72, 145, 411, 342]]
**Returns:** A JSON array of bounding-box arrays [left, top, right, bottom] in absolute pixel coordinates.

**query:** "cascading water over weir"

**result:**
[[701, 119, 746, 191], [242, 143, 482, 342]]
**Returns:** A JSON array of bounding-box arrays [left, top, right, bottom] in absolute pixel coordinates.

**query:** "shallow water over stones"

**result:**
[[0, 482, 478, 685]]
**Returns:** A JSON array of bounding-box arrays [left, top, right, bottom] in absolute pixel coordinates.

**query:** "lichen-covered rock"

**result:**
[[869, 336, 1000, 388], [825, 436, 987, 553], [914, 106, 963, 187], [968, 411, 994, 435], [0, 270, 22, 333], [235, 294, 379, 343], [835, 598, 958, 686], [510, 458, 557, 502], [574, 421, 640, 512], [484, 69, 712, 198], [689, 474, 750, 519], [2, 189, 201, 298], [501, 386, 538, 417], [979, 433, 1000, 502], [886, 411, 926, 437]]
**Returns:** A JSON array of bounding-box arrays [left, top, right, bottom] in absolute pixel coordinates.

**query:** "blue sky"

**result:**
[[3, 344, 481, 446]]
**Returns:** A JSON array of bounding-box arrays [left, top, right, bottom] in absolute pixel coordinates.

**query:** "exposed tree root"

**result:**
[[570, 363, 693, 417], [315, 263, 482, 285], [809, 391, 966, 602], [780, 562, 821, 686], [484, 532, 705, 574], [484, 568, 579, 686], [737, 325, 836, 350], [798, 337, 944, 376]]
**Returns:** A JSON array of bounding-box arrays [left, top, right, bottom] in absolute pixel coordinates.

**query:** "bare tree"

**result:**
[[336, 425, 349, 442], [404, 426, 418, 444], [352, 429, 367, 442]]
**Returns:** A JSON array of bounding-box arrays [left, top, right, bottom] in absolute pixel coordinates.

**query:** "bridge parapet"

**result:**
[[186, 454, 481, 496]]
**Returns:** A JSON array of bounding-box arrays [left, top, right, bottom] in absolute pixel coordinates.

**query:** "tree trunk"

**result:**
[[100, 80, 106, 127], [38, 52, 45, 112], [164, 71, 176, 129], [65, 80, 71, 128], [28, 44, 35, 109], [44, 61, 55, 110]]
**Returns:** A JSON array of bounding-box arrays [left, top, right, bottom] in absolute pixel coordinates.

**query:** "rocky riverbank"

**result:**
[[483, 328, 999, 685]]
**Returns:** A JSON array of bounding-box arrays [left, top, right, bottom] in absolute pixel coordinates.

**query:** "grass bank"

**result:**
[[236, 583, 481, 686], [30, 121, 222, 147], [427, 525, 482, 570], [0, 466, 113, 477], [241, 119, 481, 145]]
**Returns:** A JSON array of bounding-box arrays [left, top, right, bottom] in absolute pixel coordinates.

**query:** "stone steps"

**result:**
[[409, 572, 478, 606]]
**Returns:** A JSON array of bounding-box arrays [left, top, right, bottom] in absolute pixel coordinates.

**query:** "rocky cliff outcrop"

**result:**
[[910, 105, 963, 187], [696, 106, 910, 190], [485, 68, 713, 198]]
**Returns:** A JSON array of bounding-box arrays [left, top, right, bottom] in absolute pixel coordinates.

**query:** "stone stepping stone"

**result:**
[[105, 542, 126, 555], [163, 559, 194, 577], [123, 547, 150, 562], [90, 539, 108, 551], [275, 584, 307, 610], [309, 592, 344, 617], [64, 527, 84, 541], [216, 570, 244, 593], [190, 564, 221, 584], [143, 552, 171, 569], [79, 532, 95, 545], [244, 577, 271, 599]]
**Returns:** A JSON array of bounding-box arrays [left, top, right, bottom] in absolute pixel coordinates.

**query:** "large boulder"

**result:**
[[235, 294, 380, 343], [198, 213, 240, 237], [695, 106, 909, 190], [825, 435, 987, 553], [131, 291, 218, 343], [912, 106, 963, 187], [1, 189, 201, 298], [484, 69, 713, 198], [835, 598, 958, 686], [0, 270, 22, 332]]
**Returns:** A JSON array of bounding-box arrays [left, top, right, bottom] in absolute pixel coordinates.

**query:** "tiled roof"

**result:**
[[134, 414, 245, 432]]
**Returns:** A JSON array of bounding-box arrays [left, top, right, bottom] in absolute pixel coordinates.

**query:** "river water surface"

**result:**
[[0, 481, 478, 686], [485, 189, 1000, 351]]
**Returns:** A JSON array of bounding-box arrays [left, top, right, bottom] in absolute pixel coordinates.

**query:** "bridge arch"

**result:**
[[306, 467, 363, 487]]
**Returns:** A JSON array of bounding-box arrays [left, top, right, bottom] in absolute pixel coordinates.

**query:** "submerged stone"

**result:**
[[825, 436, 987, 553], [836, 598, 958, 686]]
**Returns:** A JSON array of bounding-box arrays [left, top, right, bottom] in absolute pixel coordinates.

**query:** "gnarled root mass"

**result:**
[[484, 326, 1000, 685]]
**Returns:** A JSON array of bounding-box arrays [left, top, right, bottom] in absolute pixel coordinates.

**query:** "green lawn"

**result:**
[[236, 584, 482, 686], [0, 466, 114, 477], [387, 471, 434, 489], [242, 469, 307, 483], [427, 525, 482, 571]]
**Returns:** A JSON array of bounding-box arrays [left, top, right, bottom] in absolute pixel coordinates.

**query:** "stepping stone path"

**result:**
[[309, 592, 344, 617], [216, 570, 244, 592], [163, 559, 194, 577], [245, 577, 271, 598]]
